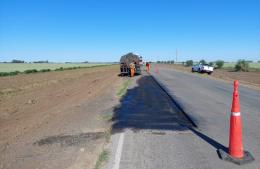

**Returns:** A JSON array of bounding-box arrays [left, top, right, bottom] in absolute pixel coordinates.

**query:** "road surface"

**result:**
[[104, 67, 260, 169]]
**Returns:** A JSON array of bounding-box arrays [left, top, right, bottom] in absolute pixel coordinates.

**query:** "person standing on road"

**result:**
[[129, 62, 135, 77], [146, 62, 150, 73]]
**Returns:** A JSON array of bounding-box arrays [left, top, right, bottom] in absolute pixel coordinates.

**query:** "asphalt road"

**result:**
[[104, 67, 260, 169], [151, 65, 260, 168]]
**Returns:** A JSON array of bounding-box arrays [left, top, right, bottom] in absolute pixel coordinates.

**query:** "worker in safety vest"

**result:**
[[146, 62, 150, 72], [129, 62, 135, 77]]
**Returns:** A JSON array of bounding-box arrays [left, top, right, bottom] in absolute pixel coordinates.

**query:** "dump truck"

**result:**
[[120, 53, 142, 76]]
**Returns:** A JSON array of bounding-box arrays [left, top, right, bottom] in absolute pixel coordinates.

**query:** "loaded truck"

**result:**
[[120, 53, 142, 76]]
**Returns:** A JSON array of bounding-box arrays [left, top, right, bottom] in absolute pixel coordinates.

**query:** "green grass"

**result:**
[[104, 128, 112, 143], [0, 63, 112, 77], [24, 69, 38, 74], [117, 79, 131, 97], [93, 150, 109, 169], [0, 63, 107, 72], [223, 62, 260, 69], [0, 71, 20, 76]]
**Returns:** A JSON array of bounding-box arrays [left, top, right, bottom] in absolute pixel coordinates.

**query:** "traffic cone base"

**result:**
[[218, 149, 254, 165]]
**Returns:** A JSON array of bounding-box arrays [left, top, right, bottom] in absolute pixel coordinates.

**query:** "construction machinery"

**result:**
[[120, 53, 142, 76]]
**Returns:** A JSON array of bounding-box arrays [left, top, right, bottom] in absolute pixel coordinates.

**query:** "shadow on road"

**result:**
[[189, 127, 228, 155], [111, 74, 228, 155]]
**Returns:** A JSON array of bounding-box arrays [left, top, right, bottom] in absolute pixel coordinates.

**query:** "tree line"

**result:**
[[185, 59, 255, 72], [156, 59, 259, 72]]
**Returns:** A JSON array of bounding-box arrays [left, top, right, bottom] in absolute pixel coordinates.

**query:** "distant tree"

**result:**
[[170, 60, 175, 64], [258, 60, 260, 63], [12, 59, 25, 63], [199, 59, 206, 65], [209, 62, 214, 66], [215, 60, 224, 69], [33, 60, 48, 63], [185, 60, 193, 67], [235, 59, 250, 72]]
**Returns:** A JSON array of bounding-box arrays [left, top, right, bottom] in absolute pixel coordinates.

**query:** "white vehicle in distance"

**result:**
[[192, 63, 214, 75]]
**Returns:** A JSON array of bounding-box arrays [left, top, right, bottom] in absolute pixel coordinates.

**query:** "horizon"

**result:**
[[1, 0, 260, 62]]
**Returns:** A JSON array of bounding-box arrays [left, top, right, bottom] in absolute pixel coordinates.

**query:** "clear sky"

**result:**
[[0, 0, 260, 62]]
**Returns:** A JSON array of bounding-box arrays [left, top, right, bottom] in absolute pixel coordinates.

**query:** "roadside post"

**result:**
[[155, 64, 159, 74]]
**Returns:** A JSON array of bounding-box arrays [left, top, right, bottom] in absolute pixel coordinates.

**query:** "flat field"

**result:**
[[223, 62, 260, 68], [160, 64, 260, 90], [0, 63, 108, 72], [0, 65, 123, 169]]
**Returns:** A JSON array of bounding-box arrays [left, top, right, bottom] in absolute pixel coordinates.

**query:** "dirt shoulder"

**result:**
[[159, 64, 260, 90], [0, 65, 124, 169]]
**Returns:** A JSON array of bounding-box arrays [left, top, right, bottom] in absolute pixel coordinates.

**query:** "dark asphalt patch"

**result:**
[[112, 74, 195, 134], [149, 74, 198, 128], [35, 132, 104, 147], [151, 131, 166, 135]]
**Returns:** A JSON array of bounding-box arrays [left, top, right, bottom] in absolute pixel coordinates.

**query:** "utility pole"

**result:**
[[175, 49, 178, 64]]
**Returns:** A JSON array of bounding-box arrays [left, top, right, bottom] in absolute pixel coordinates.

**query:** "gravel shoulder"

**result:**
[[0, 65, 123, 169]]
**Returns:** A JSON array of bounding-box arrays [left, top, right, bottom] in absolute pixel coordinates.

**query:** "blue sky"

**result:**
[[0, 0, 260, 62]]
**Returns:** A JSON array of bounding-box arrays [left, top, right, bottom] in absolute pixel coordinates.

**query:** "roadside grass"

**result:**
[[0, 64, 112, 77], [100, 113, 114, 121], [223, 63, 260, 72], [117, 79, 131, 97], [223, 62, 260, 68], [93, 150, 109, 169], [0, 63, 107, 72], [24, 69, 38, 74], [104, 128, 112, 143], [93, 78, 132, 169], [39, 69, 51, 72], [0, 71, 20, 76], [93, 78, 130, 169]]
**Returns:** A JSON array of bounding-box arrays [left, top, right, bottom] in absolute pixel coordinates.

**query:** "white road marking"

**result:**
[[113, 132, 125, 169]]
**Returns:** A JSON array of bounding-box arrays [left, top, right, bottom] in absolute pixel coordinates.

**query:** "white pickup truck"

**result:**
[[192, 64, 214, 75]]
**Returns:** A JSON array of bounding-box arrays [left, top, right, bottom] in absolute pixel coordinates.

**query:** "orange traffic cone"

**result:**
[[146, 65, 150, 73], [155, 64, 159, 74], [218, 80, 254, 165], [229, 80, 243, 158]]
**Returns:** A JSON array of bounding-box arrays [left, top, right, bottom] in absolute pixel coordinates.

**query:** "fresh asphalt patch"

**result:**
[[35, 132, 105, 147], [149, 73, 198, 128]]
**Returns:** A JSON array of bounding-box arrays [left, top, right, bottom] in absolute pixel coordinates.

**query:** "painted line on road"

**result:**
[[113, 132, 125, 169]]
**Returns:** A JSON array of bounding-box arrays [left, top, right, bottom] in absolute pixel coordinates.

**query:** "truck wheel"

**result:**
[[208, 72, 212, 75]]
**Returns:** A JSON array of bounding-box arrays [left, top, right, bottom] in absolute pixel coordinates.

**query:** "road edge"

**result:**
[[150, 73, 198, 128]]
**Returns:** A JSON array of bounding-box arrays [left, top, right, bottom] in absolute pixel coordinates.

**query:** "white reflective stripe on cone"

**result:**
[[232, 112, 241, 116]]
